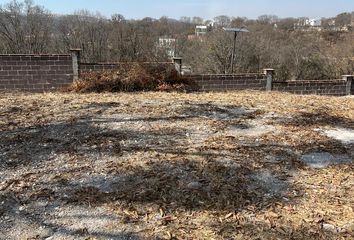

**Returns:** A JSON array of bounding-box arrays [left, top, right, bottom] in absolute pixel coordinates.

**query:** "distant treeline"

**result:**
[[1, 0, 354, 80]]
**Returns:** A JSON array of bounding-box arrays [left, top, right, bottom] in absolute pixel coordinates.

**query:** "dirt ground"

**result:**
[[0, 91, 353, 240]]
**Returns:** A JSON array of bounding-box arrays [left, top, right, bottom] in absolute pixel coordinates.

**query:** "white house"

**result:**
[[158, 37, 176, 48], [306, 19, 322, 27], [195, 25, 208, 36], [158, 37, 176, 57]]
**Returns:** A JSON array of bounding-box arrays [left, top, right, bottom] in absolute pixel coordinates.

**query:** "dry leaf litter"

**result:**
[[0, 91, 353, 240]]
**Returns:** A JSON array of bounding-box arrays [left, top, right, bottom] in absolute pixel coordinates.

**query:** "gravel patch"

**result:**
[[324, 127, 354, 144], [300, 151, 353, 169], [224, 119, 276, 138], [248, 171, 288, 197]]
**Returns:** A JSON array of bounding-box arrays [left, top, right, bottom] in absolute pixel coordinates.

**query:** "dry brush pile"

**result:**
[[69, 63, 195, 93]]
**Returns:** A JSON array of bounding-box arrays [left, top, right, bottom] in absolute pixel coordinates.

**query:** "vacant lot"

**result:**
[[0, 91, 353, 240]]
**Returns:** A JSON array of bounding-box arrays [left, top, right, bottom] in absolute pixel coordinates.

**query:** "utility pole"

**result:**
[[223, 27, 249, 74], [231, 31, 237, 74]]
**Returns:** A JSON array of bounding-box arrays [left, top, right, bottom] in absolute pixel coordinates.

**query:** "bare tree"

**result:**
[[0, 0, 353, 80], [213, 15, 231, 28], [335, 12, 352, 27], [0, 0, 52, 53]]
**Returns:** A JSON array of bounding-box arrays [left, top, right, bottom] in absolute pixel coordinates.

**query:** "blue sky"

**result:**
[[1, 0, 354, 20]]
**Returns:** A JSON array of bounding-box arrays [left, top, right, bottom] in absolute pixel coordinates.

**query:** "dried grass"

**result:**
[[0, 91, 353, 239]]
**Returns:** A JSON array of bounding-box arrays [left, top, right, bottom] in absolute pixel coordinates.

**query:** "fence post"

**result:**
[[263, 68, 274, 91], [343, 75, 353, 95], [173, 57, 182, 75], [70, 49, 81, 81]]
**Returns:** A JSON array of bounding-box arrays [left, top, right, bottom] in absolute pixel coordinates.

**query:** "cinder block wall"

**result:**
[[79, 62, 175, 74], [79, 63, 121, 72], [272, 80, 348, 96], [186, 73, 351, 96], [0, 54, 73, 92], [0, 51, 352, 96], [186, 74, 267, 91]]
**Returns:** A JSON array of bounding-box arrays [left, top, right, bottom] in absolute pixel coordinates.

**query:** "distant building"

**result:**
[[158, 37, 176, 48], [195, 25, 208, 36], [295, 18, 322, 31], [189, 22, 214, 40], [306, 19, 322, 27], [158, 37, 176, 57]]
